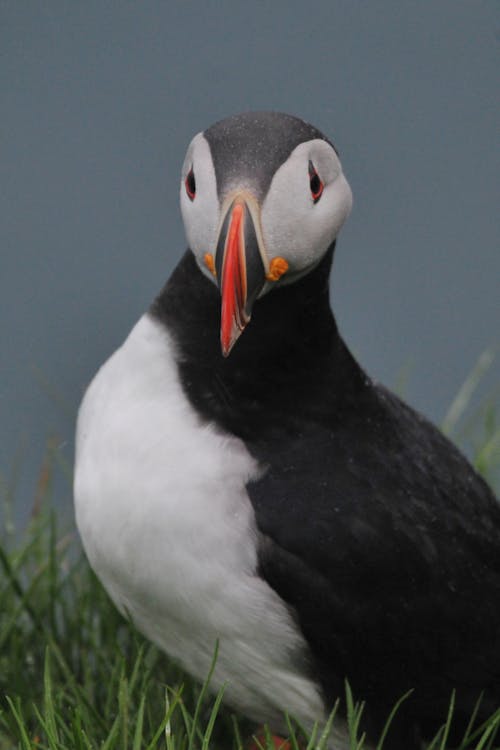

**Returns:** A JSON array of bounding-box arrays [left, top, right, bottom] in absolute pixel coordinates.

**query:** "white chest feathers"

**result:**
[[74, 314, 328, 732]]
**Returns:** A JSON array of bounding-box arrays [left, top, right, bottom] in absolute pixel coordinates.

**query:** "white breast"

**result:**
[[74, 314, 329, 732]]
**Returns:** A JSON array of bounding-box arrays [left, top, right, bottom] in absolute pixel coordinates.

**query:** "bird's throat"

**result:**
[[150, 242, 364, 439]]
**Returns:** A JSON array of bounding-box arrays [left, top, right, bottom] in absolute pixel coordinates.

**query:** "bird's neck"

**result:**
[[151, 244, 367, 439]]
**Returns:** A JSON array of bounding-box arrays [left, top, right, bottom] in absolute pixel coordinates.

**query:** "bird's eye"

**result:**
[[308, 161, 324, 203], [185, 168, 196, 201]]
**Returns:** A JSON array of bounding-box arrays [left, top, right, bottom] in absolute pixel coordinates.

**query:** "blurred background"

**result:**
[[1, 1, 499, 527]]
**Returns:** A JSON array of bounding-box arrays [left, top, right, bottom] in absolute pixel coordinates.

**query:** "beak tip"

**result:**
[[220, 335, 236, 358], [221, 313, 251, 357]]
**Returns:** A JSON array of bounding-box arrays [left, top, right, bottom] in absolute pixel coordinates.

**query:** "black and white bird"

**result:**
[[74, 112, 500, 749]]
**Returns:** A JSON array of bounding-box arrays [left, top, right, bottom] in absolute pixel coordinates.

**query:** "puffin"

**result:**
[[74, 112, 500, 749]]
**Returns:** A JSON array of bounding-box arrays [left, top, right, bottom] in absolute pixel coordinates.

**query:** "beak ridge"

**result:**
[[216, 196, 265, 357]]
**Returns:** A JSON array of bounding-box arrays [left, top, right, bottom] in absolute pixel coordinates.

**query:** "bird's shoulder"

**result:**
[[246, 378, 500, 594]]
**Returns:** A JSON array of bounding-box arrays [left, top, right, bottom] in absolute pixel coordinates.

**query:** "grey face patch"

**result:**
[[204, 112, 336, 201]]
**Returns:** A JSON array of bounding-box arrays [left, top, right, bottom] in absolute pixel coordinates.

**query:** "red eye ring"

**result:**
[[185, 168, 196, 201], [308, 160, 324, 203]]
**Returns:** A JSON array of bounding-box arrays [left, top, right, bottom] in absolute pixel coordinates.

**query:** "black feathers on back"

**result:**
[[151, 248, 500, 748]]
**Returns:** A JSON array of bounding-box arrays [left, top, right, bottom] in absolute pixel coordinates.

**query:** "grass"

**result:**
[[1, 360, 499, 749]]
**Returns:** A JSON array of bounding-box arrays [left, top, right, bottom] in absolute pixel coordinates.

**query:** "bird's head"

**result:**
[[180, 112, 352, 356]]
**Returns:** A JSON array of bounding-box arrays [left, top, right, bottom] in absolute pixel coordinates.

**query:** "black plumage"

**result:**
[[152, 246, 500, 748]]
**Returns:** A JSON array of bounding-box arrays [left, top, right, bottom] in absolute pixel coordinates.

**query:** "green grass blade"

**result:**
[[438, 690, 455, 750], [5, 696, 34, 750], [283, 713, 305, 750], [231, 714, 244, 750], [315, 699, 340, 750], [147, 686, 183, 750], [474, 713, 500, 750], [442, 349, 496, 436], [132, 694, 146, 750], [187, 640, 219, 750], [459, 693, 484, 746], [100, 713, 121, 750], [201, 683, 226, 749], [43, 647, 59, 745], [118, 673, 129, 750], [375, 689, 413, 750]]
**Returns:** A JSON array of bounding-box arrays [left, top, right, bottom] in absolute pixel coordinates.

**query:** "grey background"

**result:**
[[1, 1, 499, 525]]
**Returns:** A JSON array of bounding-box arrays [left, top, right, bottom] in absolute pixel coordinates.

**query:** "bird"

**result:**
[[74, 111, 500, 749]]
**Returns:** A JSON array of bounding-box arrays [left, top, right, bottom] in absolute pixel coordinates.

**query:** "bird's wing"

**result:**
[[245, 386, 500, 734]]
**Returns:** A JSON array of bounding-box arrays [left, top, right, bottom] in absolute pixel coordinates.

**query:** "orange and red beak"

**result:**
[[214, 195, 266, 357]]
